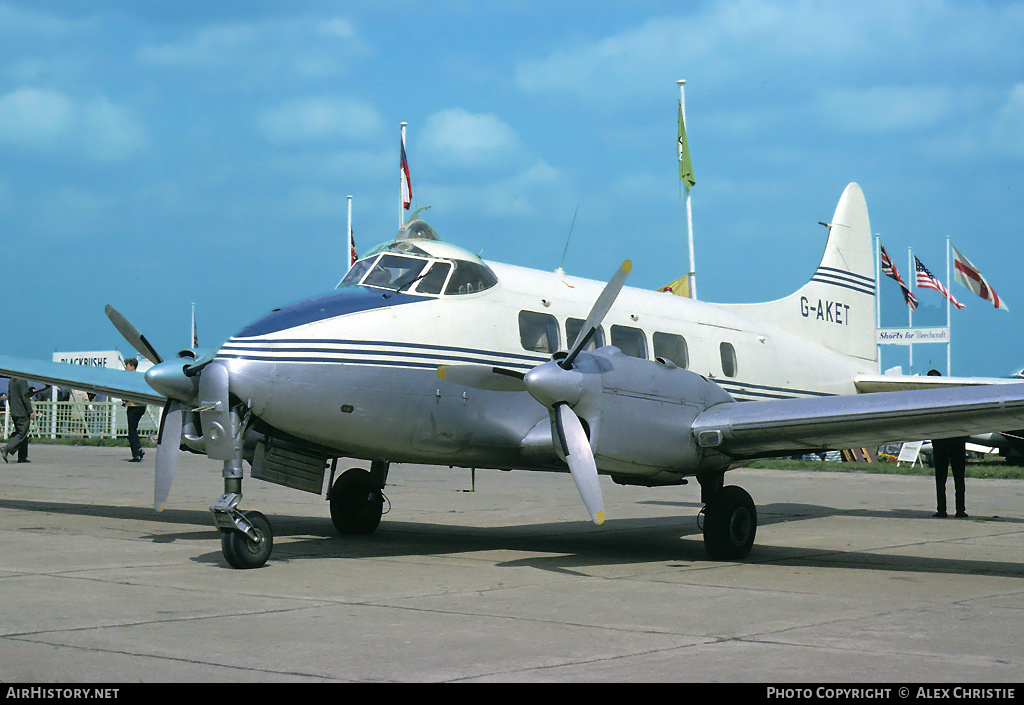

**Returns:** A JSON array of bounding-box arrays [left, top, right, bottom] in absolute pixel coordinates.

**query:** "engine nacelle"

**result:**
[[570, 347, 736, 481]]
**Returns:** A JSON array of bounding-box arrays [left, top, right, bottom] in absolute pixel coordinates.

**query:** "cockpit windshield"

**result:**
[[338, 218, 499, 297], [339, 253, 428, 292]]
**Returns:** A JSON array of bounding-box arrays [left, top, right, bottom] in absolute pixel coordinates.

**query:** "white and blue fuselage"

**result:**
[[216, 220, 874, 481]]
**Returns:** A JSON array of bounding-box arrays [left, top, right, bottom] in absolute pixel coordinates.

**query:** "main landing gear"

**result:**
[[329, 461, 389, 535], [698, 474, 757, 560]]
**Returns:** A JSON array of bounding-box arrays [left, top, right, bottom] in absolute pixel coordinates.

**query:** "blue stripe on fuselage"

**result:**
[[235, 287, 424, 337]]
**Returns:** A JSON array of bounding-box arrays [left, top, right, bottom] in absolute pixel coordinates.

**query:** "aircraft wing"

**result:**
[[0, 354, 164, 406], [692, 382, 1024, 459], [853, 373, 1018, 393]]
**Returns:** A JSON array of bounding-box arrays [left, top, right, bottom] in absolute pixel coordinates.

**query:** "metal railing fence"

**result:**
[[1, 401, 161, 441]]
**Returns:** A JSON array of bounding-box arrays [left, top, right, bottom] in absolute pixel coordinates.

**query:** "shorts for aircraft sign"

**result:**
[[876, 327, 949, 345]]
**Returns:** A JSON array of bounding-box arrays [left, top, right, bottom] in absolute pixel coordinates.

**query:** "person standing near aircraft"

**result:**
[[2, 376, 35, 463], [123, 358, 146, 463], [927, 369, 968, 518]]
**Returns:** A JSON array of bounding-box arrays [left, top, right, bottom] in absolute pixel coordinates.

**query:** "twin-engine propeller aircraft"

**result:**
[[4, 182, 1024, 569]]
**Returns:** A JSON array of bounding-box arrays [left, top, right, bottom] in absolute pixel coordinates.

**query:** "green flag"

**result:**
[[677, 103, 695, 189]]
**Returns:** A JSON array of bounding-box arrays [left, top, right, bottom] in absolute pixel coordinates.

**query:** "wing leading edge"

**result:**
[[0, 354, 164, 405], [692, 383, 1024, 459]]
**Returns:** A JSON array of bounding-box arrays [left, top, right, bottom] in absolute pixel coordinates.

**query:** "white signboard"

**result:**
[[52, 350, 152, 372], [876, 328, 950, 345], [896, 440, 924, 466]]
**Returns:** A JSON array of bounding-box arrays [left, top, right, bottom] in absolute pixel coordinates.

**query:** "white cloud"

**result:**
[[0, 87, 146, 161], [137, 16, 367, 81], [419, 108, 527, 170], [514, 2, 1024, 103], [0, 87, 74, 150], [81, 97, 148, 160], [990, 83, 1024, 156], [816, 86, 956, 135], [256, 96, 382, 144]]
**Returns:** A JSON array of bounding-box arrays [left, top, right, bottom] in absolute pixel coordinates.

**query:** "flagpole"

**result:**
[[678, 80, 696, 300], [945, 237, 952, 375], [874, 235, 881, 330], [908, 248, 914, 373]]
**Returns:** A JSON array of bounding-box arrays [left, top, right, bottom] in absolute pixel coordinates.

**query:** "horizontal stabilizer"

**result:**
[[854, 374, 1019, 394]]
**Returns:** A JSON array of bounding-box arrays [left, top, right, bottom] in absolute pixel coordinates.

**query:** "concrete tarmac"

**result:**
[[2, 444, 1024, 683]]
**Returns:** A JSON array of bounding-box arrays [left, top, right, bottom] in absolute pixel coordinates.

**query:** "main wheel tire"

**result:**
[[702, 485, 757, 560], [221, 510, 273, 569], [330, 468, 384, 535]]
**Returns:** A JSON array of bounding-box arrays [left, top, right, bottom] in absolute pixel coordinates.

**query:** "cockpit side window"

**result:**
[[339, 257, 375, 288], [413, 262, 452, 295], [444, 260, 498, 296]]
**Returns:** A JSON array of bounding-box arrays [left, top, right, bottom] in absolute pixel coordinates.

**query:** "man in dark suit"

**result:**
[[123, 358, 146, 462], [928, 369, 968, 518], [3, 377, 35, 463]]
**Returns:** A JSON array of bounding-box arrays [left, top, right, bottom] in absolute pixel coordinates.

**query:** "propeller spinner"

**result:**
[[438, 260, 631, 525]]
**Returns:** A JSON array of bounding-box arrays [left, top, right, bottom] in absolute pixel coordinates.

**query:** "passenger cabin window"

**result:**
[[653, 332, 688, 368], [720, 342, 738, 377], [610, 324, 647, 359], [565, 318, 604, 351], [519, 311, 560, 353]]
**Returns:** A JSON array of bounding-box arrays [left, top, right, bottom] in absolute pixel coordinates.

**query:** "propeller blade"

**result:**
[[437, 365, 526, 392], [154, 399, 182, 511], [553, 403, 605, 525], [105, 304, 163, 364], [562, 260, 631, 369]]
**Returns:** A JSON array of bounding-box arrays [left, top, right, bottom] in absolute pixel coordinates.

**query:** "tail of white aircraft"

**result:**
[[721, 183, 877, 363]]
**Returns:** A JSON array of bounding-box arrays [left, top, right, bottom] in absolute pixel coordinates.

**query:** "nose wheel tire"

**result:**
[[702, 485, 757, 560], [221, 510, 273, 569], [330, 468, 384, 535]]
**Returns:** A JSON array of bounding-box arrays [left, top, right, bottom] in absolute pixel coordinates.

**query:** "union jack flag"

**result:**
[[879, 244, 917, 310], [915, 256, 965, 309]]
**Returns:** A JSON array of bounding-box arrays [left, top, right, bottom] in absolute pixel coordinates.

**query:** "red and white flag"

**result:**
[[348, 224, 357, 267], [400, 133, 412, 210], [952, 244, 1007, 311], [915, 256, 965, 309]]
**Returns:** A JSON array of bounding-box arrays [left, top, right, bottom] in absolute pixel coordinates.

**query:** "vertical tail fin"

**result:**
[[721, 183, 876, 362]]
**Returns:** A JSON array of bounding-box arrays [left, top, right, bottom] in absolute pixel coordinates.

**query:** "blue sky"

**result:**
[[2, 1, 1022, 377]]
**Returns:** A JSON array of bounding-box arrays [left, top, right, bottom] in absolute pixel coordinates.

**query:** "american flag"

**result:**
[[879, 244, 917, 310], [915, 256, 965, 309]]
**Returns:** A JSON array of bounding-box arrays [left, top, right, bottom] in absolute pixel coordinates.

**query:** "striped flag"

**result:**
[[400, 133, 412, 210], [952, 244, 1006, 310], [915, 256, 965, 309], [879, 244, 917, 310]]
